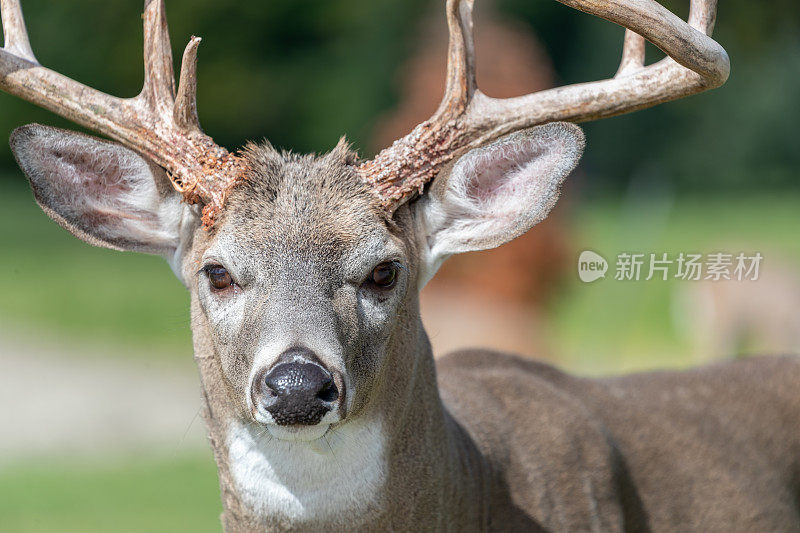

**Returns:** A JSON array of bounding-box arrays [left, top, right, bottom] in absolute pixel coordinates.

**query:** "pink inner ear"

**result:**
[[465, 142, 547, 204], [34, 136, 162, 231], [48, 143, 134, 199], [31, 133, 166, 243]]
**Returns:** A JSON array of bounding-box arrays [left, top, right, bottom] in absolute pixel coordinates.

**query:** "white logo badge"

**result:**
[[578, 250, 608, 283]]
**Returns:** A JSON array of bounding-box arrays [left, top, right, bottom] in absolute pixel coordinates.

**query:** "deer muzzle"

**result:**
[[251, 347, 344, 430]]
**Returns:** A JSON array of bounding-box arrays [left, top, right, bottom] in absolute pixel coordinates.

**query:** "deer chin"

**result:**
[[266, 423, 330, 442]]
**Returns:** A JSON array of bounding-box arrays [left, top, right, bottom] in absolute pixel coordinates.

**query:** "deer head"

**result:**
[[1, 0, 728, 523]]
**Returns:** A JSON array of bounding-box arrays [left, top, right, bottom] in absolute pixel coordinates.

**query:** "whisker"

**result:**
[[324, 432, 349, 482], [177, 407, 203, 448]]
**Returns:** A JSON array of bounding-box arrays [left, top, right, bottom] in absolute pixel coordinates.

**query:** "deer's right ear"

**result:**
[[10, 124, 195, 266], [413, 122, 584, 286]]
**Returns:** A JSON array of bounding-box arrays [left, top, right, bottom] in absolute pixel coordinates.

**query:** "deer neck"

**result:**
[[370, 312, 491, 529], [190, 297, 488, 531]]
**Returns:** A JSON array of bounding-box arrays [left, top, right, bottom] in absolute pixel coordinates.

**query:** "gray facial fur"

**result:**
[[185, 140, 413, 425]]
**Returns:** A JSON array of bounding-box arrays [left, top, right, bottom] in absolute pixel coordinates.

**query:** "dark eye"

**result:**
[[369, 262, 398, 289], [205, 265, 233, 291]]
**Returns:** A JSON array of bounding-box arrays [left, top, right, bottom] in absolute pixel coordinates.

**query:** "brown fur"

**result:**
[[440, 351, 800, 531]]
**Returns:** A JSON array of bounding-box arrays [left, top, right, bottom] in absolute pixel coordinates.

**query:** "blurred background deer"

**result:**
[[674, 255, 800, 361]]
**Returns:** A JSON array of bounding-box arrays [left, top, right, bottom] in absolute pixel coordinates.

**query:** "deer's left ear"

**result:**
[[413, 122, 584, 285]]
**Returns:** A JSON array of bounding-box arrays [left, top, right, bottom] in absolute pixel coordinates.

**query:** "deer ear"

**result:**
[[414, 122, 584, 285], [9, 124, 194, 260]]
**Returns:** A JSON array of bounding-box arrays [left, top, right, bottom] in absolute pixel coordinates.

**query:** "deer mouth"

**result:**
[[265, 423, 331, 443], [250, 405, 343, 443]]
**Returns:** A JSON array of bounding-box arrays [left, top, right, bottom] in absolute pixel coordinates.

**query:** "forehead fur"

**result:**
[[214, 139, 389, 251]]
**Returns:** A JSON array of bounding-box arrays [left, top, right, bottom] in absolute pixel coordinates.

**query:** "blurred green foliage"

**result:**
[[549, 193, 800, 374], [1, 0, 798, 192], [0, 186, 190, 356]]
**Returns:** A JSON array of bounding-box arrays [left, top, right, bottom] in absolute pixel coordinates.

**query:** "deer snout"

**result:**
[[253, 350, 341, 426]]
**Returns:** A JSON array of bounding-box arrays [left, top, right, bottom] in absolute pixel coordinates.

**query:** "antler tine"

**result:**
[[436, 0, 477, 120], [688, 0, 717, 34], [616, 30, 646, 77], [362, 0, 730, 211], [617, 0, 718, 83], [174, 36, 202, 132], [140, 0, 176, 112], [357, 0, 479, 210], [1, 0, 35, 62]]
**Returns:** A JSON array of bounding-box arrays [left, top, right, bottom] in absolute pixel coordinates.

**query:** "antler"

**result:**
[[0, 0, 244, 228], [360, 0, 730, 211]]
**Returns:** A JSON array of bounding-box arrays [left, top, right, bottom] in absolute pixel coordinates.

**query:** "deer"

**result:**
[[2, 0, 799, 531]]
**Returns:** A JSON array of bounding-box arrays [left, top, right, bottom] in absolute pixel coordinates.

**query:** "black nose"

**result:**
[[256, 353, 339, 426]]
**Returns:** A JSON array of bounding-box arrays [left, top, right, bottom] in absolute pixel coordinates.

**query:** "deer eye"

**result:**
[[205, 265, 234, 291], [369, 262, 398, 289]]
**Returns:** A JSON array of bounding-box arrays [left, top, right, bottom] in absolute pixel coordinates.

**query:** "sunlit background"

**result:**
[[1, 0, 798, 531]]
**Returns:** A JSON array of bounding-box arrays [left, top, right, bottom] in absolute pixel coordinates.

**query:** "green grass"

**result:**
[[0, 455, 221, 533]]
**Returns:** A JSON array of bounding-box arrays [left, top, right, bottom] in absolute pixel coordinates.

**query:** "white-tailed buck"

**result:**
[[3, 0, 799, 531]]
